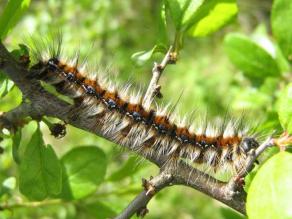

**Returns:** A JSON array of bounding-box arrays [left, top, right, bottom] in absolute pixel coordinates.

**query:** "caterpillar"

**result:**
[[28, 36, 260, 179]]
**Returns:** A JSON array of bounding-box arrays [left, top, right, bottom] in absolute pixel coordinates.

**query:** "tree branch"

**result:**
[[115, 159, 249, 219], [142, 46, 175, 109], [115, 171, 173, 219]]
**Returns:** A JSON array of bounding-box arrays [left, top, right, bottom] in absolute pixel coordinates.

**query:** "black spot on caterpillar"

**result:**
[[28, 36, 261, 179]]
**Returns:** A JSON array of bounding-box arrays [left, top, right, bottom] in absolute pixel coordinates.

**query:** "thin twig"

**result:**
[[246, 136, 275, 173], [142, 46, 175, 109], [114, 171, 173, 219]]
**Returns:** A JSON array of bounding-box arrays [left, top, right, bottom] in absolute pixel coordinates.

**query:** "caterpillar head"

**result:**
[[240, 137, 259, 153], [29, 57, 63, 84], [47, 57, 60, 72], [30, 57, 59, 78]]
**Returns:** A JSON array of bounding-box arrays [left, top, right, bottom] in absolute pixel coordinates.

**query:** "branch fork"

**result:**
[[115, 172, 173, 219]]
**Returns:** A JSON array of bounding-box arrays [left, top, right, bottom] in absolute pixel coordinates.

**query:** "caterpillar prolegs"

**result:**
[[29, 37, 260, 179]]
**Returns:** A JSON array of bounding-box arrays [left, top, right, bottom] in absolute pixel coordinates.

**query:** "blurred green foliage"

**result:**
[[0, 0, 30, 39], [0, 0, 292, 218]]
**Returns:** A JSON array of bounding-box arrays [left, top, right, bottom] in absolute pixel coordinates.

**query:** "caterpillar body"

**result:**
[[29, 38, 260, 179]]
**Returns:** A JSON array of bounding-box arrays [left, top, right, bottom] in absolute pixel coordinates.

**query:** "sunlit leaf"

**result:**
[[189, 1, 237, 37], [247, 152, 292, 219]]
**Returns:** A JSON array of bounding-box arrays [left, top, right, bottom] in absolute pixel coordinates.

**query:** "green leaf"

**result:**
[[0, 0, 31, 39], [272, 0, 292, 62], [275, 45, 290, 73], [277, 83, 292, 133], [157, 2, 168, 45], [0, 71, 7, 83], [82, 201, 116, 219], [165, 0, 205, 30], [224, 33, 281, 82], [60, 146, 107, 200], [164, 0, 237, 51], [220, 207, 245, 219], [131, 44, 167, 66], [12, 129, 22, 164], [19, 128, 62, 201], [244, 170, 257, 193], [247, 152, 292, 219], [181, 0, 205, 27], [0, 79, 14, 98], [2, 177, 16, 190], [188, 0, 237, 37], [10, 44, 30, 60], [108, 156, 142, 182], [0, 177, 17, 197]]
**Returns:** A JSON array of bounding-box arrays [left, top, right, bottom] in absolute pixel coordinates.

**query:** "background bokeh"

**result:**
[[0, 0, 276, 218]]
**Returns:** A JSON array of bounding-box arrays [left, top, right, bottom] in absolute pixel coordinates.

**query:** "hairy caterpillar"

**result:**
[[28, 36, 260, 179]]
